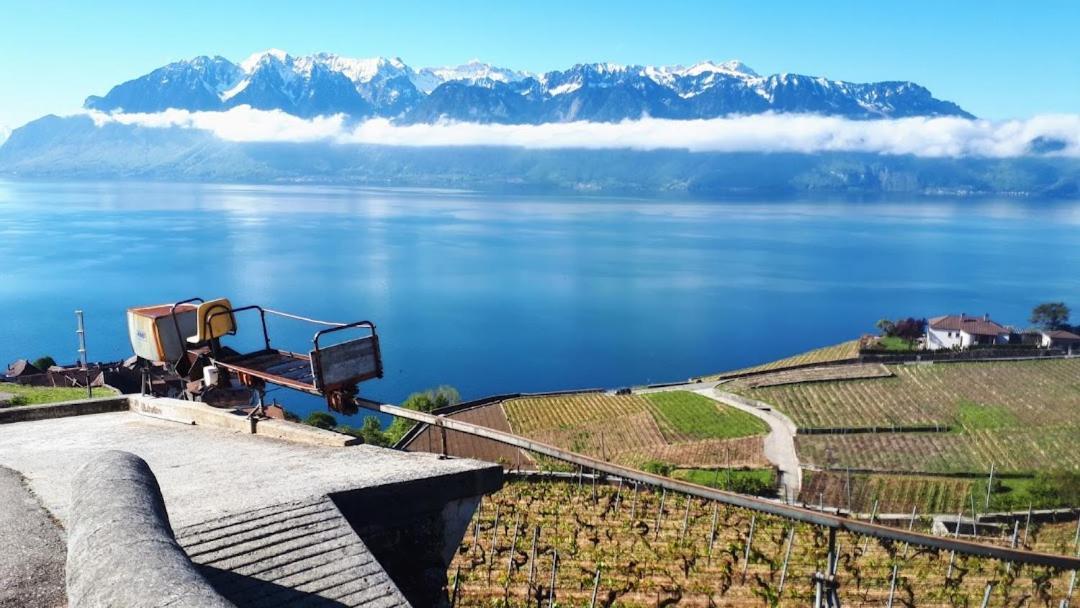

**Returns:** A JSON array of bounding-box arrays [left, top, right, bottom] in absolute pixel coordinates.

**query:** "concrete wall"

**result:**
[[65, 450, 236, 608], [331, 466, 503, 607]]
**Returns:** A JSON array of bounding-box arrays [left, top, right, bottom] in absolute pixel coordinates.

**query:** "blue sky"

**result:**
[[1, 0, 1077, 128]]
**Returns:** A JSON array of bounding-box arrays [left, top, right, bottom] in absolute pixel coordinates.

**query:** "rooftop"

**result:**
[[928, 314, 1010, 336], [0, 396, 502, 607]]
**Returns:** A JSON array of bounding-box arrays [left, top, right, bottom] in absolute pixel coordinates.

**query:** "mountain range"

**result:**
[[82, 49, 973, 122]]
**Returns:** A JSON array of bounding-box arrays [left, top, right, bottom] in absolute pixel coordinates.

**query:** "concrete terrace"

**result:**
[[0, 395, 503, 607]]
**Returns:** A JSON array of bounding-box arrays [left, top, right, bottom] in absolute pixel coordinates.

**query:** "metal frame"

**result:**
[[196, 304, 381, 398], [358, 397, 1080, 570]]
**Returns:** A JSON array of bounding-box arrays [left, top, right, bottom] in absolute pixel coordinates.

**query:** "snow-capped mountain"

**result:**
[[0, 125, 10, 146], [83, 50, 973, 122]]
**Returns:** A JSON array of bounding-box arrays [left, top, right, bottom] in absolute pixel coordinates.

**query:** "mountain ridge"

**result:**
[[82, 50, 973, 123]]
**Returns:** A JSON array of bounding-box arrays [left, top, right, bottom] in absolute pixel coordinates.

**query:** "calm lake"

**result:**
[[2, 180, 1079, 422]]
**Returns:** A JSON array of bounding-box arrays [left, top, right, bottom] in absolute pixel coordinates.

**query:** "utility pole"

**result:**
[[75, 310, 91, 398]]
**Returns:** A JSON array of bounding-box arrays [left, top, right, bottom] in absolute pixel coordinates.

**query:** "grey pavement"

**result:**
[[0, 411, 498, 530], [0, 466, 66, 608]]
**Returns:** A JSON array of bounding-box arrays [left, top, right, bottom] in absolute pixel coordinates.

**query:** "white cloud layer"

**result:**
[[88, 107, 1080, 158]]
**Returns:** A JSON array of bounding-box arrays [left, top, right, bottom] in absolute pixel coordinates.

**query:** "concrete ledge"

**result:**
[[129, 395, 362, 447], [66, 450, 236, 608], [129, 395, 254, 434], [0, 396, 128, 424], [256, 417, 361, 447]]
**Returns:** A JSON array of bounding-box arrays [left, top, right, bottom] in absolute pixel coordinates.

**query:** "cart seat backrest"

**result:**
[[187, 298, 236, 344]]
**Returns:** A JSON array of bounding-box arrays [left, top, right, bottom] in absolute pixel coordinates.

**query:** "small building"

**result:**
[[1040, 329, 1080, 351], [925, 314, 1010, 351], [4, 359, 41, 380]]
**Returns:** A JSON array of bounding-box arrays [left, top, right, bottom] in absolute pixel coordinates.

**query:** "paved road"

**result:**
[[695, 387, 802, 502], [635, 382, 803, 501]]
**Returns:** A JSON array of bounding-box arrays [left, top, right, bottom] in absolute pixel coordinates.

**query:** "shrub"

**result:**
[[304, 411, 338, 430], [33, 355, 57, 370], [642, 460, 674, 476]]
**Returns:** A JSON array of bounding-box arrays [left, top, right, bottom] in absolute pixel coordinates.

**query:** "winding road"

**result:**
[[639, 382, 802, 502]]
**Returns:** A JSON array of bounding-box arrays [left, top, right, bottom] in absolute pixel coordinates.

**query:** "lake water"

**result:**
[[2, 180, 1079, 423]]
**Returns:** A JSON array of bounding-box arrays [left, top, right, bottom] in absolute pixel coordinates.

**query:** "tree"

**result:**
[[1030, 302, 1070, 330], [384, 385, 462, 446], [893, 317, 926, 347], [875, 319, 896, 337], [32, 355, 56, 370], [304, 411, 338, 430], [358, 416, 390, 447]]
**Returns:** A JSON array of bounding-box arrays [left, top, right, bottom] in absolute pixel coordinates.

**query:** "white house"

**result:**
[[925, 314, 1010, 351], [1040, 329, 1080, 352]]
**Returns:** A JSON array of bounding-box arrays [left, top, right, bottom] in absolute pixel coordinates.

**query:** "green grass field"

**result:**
[[643, 391, 768, 441], [671, 467, 777, 496], [0, 383, 116, 406]]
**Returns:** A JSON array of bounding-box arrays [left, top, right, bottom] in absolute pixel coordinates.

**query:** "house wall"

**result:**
[[926, 327, 961, 350]]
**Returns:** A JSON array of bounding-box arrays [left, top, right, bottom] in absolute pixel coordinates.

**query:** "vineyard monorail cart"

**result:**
[[127, 297, 383, 415]]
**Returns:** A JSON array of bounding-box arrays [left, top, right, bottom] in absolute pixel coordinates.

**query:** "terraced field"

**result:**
[[450, 478, 1077, 607], [706, 340, 861, 379], [733, 359, 1080, 431], [800, 470, 978, 514], [503, 392, 768, 470], [796, 425, 1080, 474]]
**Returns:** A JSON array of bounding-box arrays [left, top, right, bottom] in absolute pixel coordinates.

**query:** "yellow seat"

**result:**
[[187, 298, 236, 344]]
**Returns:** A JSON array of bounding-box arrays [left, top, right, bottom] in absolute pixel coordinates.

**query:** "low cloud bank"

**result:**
[[88, 107, 1080, 158]]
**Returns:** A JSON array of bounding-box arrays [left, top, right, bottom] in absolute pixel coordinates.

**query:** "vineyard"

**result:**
[[731, 359, 1080, 431], [796, 425, 1080, 475], [800, 470, 978, 514], [726, 363, 892, 390], [502, 392, 769, 470], [449, 478, 1079, 607], [706, 340, 861, 380]]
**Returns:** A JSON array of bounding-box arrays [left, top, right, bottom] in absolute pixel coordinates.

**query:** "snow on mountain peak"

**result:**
[[681, 60, 758, 78], [240, 48, 291, 72]]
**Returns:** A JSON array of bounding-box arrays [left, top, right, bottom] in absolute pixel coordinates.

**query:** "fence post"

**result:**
[[778, 526, 795, 595], [589, 566, 601, 608], [741, 514, 757, 582], [707, 501, 719, 564], [548, 550, 558, 607], [680, 496, 691, 541], [654, 488, 667, 540]]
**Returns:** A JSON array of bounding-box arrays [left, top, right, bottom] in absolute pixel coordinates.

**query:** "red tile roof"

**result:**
[[928, 315, 1010, 336], [1044, 329, 1080, 341]]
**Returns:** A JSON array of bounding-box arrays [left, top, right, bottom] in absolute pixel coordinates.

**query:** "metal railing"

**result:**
[[356, 397, 1080, 571]]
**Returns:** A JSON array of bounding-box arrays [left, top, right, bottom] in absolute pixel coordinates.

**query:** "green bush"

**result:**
[[642, 460, 674, 476], [304, 411, 338, 430]]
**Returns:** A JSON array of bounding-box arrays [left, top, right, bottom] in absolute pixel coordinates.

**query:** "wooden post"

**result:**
[[631, 483, 639, 521], [778, 527, 795, 595], [969, 491, 979, 537], [614, 478, 623, 514], [591, 471, 598, 505], [980, 582, 993, 608], [985, 463, 995, 510]]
